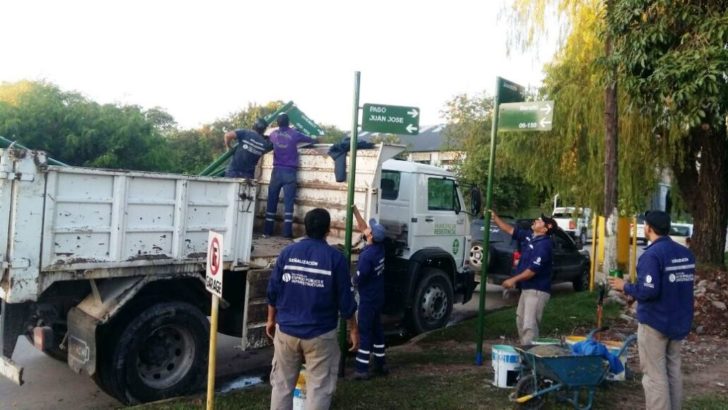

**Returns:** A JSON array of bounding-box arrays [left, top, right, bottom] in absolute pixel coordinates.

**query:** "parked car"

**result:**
[[552, 206, 592, 245], [669, 223, 693, 246], [468, 217, 592, 291]]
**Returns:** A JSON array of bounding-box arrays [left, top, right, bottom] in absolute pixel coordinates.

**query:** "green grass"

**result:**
[[135, 291, 716, 410], [424, 289, 623, 344], [684, 393, 728, 410]]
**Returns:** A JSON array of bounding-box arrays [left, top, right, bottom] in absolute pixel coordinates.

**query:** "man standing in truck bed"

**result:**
[[263, 113, 315, 238], [223, 118, 272, 179], [490, 210, 556, 345]]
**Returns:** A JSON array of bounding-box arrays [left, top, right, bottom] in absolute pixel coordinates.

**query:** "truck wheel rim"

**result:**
[[136, 324, 195, 389], [469, 245, 483, 268], [421, 286, 447, 321]]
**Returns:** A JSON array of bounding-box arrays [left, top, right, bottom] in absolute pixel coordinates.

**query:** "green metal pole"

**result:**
[[339, 71, 361, 377], [198, 150, 233, 176], [475, 77, 502, 365]]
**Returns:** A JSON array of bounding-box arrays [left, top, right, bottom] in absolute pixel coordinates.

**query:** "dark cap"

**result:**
[[369, 218, 386, 242], [644, 210, 670, 236], [253, 118, 268, 134], [277, 113, 290, 127], [541, 214, 557, 235]]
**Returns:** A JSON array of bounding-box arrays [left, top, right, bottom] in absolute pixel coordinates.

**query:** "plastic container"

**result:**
[[293, 365, 306, 410], [491, 345, 520, 388]]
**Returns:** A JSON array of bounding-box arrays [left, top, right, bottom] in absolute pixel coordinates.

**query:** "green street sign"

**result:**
[[499, 78, 525, 104], [287, 105, 324, 137], [362, 103, 420, 135], [498, 101, 555, 131]]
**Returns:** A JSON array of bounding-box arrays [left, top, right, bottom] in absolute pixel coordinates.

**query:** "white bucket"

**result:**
[[293, 366, 306, 410], [492, 345, 520, 388]]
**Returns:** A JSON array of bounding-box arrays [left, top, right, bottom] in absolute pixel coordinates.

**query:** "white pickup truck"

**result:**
[[552, 206, 592, 245], [0, 144, 474, 404]]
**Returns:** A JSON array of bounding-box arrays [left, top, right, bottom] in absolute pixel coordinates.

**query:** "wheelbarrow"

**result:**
[[511, 328, 637, 410]]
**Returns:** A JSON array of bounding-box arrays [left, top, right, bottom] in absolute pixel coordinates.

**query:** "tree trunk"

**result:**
[[673, 123, 728, 266]]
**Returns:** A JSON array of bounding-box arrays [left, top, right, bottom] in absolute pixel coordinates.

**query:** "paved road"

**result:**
[[0, 333, 272, 410], [0, 282, 575, 410]]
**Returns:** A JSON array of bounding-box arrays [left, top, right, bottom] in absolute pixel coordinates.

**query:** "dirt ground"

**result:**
[[397, 320, 728, 409]]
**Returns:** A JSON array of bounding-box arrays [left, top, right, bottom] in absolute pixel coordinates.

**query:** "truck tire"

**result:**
[[94, 301, 209, 404], [409, 268, 454, 334], [572, 268, 590, 292]]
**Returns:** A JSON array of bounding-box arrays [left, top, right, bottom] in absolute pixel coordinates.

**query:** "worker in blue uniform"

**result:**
[[266, 208, 359, 410], [263, 113, 314, 238], [351, 205, 388, 380], [223, 118, 272, 179], [609, 210, 695, 410], [491, 210, 557, 345]]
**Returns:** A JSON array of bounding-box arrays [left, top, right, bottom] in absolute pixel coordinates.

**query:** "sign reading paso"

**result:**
[[362, 103, 420, 135], [498, 100, 555, 132], [205, 230, 224, 297]]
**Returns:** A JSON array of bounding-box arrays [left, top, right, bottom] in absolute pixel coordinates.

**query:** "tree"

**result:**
[[609, 0, 728, 265], [441, 92, 538, 214], [0, 80, 174, 171]]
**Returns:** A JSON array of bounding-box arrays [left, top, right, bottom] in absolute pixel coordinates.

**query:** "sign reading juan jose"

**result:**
[[498, 101, 555, 132], [362, 103, 420, 135]]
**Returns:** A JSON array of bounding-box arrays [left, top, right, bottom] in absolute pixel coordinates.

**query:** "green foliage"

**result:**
[[0, 80, 173, 171], [610, 1, 728, 132], [441, 93, 538, 214]]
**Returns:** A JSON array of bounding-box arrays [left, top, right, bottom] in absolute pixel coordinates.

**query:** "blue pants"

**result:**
[[356, 304, 386, 373], [264, 167, 297, 237]]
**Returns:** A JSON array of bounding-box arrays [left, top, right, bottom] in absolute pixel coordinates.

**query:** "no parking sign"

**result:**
[[205, 231, 224, 297]]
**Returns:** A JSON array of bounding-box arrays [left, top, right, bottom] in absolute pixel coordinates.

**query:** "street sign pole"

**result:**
[[339, 71, 361, 377], [475, 77, 505, 366], [205, 231, 224, 410], [206, 294, 219, 410]]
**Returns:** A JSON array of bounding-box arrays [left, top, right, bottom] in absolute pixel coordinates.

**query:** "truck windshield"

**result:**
[[428, 178, 458, 211]]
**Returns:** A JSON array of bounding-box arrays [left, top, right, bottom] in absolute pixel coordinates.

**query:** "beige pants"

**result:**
[[270, 327, 340, 410], [516, 289, 550, 345], [638, 323, 683, 410]]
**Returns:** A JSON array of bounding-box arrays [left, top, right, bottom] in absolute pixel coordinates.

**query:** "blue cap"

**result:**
[[369, 218, 386, 242]]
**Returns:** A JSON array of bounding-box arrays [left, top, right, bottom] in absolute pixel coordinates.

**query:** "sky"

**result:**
[[0, 0, 559, 131]]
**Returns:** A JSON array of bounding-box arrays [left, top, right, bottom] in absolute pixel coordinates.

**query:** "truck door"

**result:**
[[411, 175, 467, 265]]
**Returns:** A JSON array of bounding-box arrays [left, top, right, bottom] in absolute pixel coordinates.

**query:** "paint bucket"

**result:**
[[531, 337, 561, 346], [293, 365, 306, 410], [492, 345, 520, 388]]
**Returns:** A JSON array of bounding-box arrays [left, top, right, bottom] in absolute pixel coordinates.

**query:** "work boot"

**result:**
[[352, 371, 370, 381]]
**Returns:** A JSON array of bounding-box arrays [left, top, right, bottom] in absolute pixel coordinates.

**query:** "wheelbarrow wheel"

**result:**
[[515, 375, 546, 410]]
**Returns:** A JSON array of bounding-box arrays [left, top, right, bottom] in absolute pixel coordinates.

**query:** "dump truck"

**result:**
[[0, 143, 474, 404]]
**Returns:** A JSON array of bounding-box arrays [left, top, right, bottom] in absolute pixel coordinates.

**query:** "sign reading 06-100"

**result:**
[[362, 103, 420, 135]]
